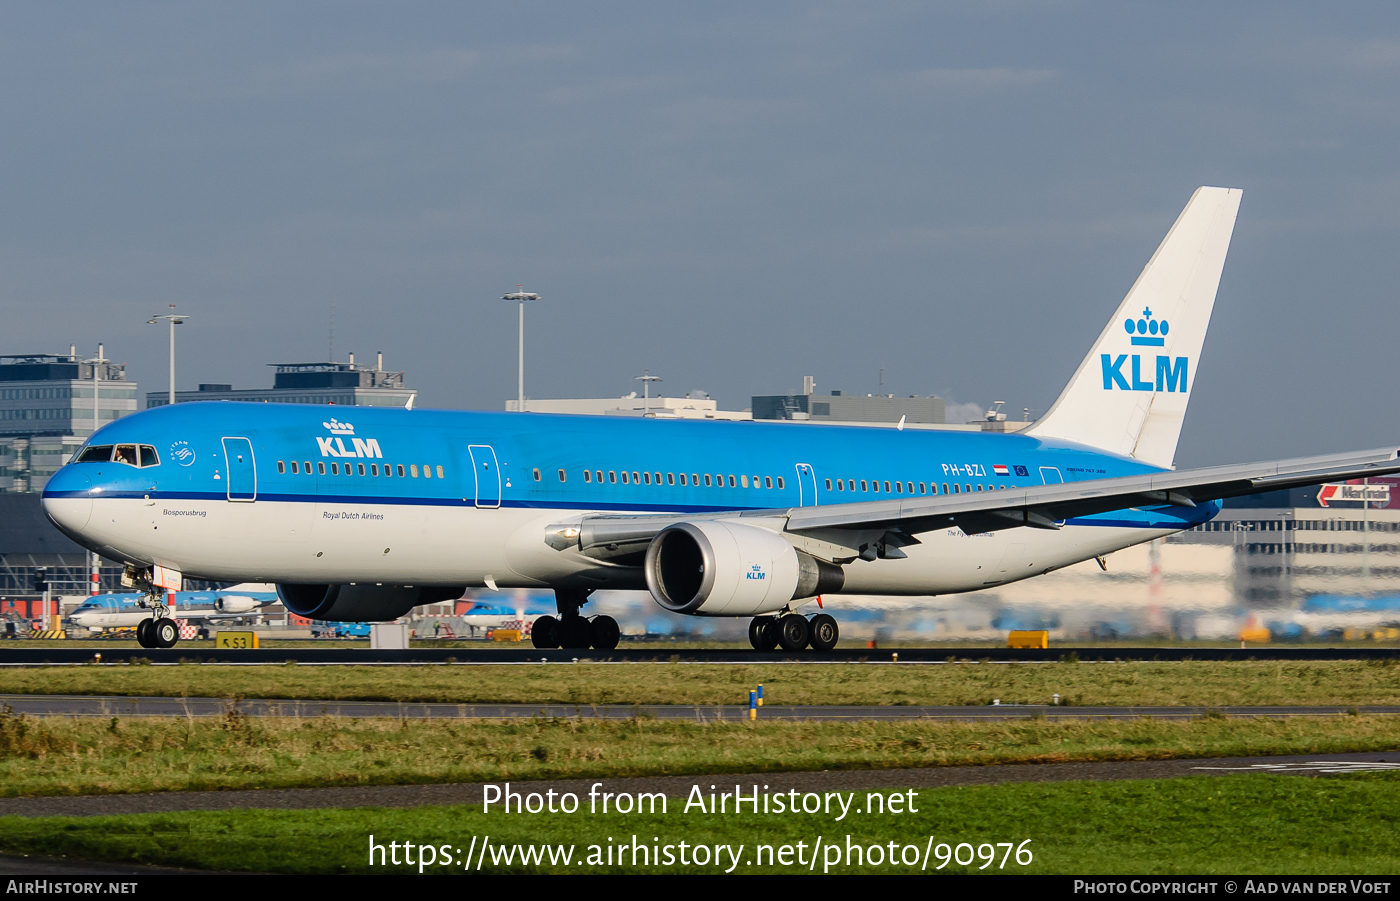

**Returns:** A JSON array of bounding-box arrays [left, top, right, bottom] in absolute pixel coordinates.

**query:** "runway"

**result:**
[[3, 693, 1398, 721], [2, 646, 1399, 665]]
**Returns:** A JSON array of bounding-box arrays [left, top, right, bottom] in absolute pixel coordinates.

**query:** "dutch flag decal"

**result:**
[[993, 464, 1010, 476]]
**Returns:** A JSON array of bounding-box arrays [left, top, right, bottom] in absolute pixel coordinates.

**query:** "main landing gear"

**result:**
[[749, 612, 839, 652], [136, 614, 179, 649], [531, 588, 620, 651]]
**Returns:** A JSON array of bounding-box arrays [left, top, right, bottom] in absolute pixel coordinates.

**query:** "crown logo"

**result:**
[[322, 418, 355, 434], [1124, 307, 1168, 346]]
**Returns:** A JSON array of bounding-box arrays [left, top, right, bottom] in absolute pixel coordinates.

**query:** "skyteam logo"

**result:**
[[316, 419, 383, 458], [169, 440, 196, 466], [746, 564, 767, 581], [1102, 307, 1188, 393]]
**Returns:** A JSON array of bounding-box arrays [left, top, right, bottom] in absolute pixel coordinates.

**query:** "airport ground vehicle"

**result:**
[[40, 188, 1400, 650]]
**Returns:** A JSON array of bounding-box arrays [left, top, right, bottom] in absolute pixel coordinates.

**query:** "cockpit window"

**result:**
[[114, 445, 139, 466], [139, 445, 159, 467], [76, 445, 113, 463]]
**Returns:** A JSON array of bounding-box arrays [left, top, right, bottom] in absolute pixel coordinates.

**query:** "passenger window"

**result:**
[[777, 477, 784, 490], [423, 464, 432, 479], [728, 475, 736, 487], [114, 445, 138, 466], [76, 445, 113, 463], [884, 481, 892, 493], [609, 471, 617, 483], [894, 481, 902, 494], [632, 472, 640, 484], [371, 464, 378, 476], [533, 468, 542, 481], [584, 470, 592, 482], [139, 446, 159, 467], [596, 471, 603, 483], [704, 474, 712, 487], [976, 484, 983, 492], [331, 463, 339, 475], [409, 465, 418, 477], [952, 483, 960, 494], [395, 464, 403, 477], [667, 473, 675, 485], [740, 475, 748, 488], [861, 480, 868, 492], [277, 461, 286, 474], [643, 472, 651, 485], [622, 472, 630, 484], [654, 472, 662, 484], [836, 480, 844, 491], [558, 469, 566, 482], [358, 463, 366, 476], [965, 484, 971, 493], [873, 481, 880, 493], [291, 461, 299, 474], [679, 473, 686, 486], [690, 473, 698, 485]]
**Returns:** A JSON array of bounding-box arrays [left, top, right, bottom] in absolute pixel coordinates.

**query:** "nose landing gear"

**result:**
[[135, 613, 178, 649]]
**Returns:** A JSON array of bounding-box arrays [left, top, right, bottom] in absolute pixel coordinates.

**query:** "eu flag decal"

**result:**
[[1013, 465, 1029, 477]]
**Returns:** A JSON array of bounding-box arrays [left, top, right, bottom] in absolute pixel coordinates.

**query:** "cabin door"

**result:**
[[468, 445, 501, 508], [221, 437, 257, 502]]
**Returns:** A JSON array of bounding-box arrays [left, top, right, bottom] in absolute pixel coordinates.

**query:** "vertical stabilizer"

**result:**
[[1025, 187, 1242, 468]]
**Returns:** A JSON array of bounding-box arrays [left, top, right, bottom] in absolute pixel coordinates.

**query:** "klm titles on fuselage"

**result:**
[[315, 419, 383, 458], [1102, 308, 1188, 393]]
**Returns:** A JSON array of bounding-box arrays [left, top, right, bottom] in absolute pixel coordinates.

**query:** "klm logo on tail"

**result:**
[[1101, 308, 1188, 393]]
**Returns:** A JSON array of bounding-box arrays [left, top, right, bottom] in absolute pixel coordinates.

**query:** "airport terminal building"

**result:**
[[146, 354, 415, 410]]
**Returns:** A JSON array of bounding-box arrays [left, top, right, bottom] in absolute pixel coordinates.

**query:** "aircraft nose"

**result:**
[[42, 467, 93, 533]]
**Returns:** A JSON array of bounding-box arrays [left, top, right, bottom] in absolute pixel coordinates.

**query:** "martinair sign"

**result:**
[[1317, 483, 1391, 508], [1101, 307, 1188, 393]]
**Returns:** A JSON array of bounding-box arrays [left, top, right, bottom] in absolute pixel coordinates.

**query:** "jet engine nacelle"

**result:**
[[276, 584, 465, 622], [213, 595, 262, 614], [644, 520, 843, 616]]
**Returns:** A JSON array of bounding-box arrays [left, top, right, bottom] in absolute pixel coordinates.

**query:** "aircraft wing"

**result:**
[[784, 445, 1400, 536], [556, 446, 1400, 560]]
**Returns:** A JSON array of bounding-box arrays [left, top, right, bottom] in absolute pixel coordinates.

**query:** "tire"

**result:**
[[135, 618, 154, 649], [808, 613, 839, 651], [558, 615, 592, 650], [153, 619, 179, 649], [776, 613, 809, 651], [588, 615, 620, 650], [748, 616, 778, 651], [531, 615, 560, 649]]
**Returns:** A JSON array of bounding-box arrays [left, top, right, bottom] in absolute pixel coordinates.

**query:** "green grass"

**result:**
[[3, 774, 1398, 873], [0, 708, 1397, 798], [5, 659, 1400, 707]]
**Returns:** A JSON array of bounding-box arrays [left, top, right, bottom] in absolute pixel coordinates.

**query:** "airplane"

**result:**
[[38, 187, 1400, 651], [67, 583, 279, 634]]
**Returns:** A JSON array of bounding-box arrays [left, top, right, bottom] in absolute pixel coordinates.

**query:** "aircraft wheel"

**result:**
[[776, 613, 809, 652], [153, 618, 179, 649], [748, 616, 778, 651], [588, 615, 620, 651], [558, 615, 591, 650], [809, 614, 839, 651], [135, 618, 155, 649], [531, 615, 560, 649]]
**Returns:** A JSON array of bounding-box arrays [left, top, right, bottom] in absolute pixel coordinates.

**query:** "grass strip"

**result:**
[[1, 773, 1398, 874], [4, 659, 1400, 707], [0, 708, 1397, 798]]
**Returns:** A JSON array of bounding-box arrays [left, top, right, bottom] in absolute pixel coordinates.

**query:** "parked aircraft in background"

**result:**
[[67, 583, 279, 632], [41, 187, 1400, 650]]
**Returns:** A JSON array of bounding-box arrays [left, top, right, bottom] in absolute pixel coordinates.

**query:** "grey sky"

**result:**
[[2, 2, 1397, 466]]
